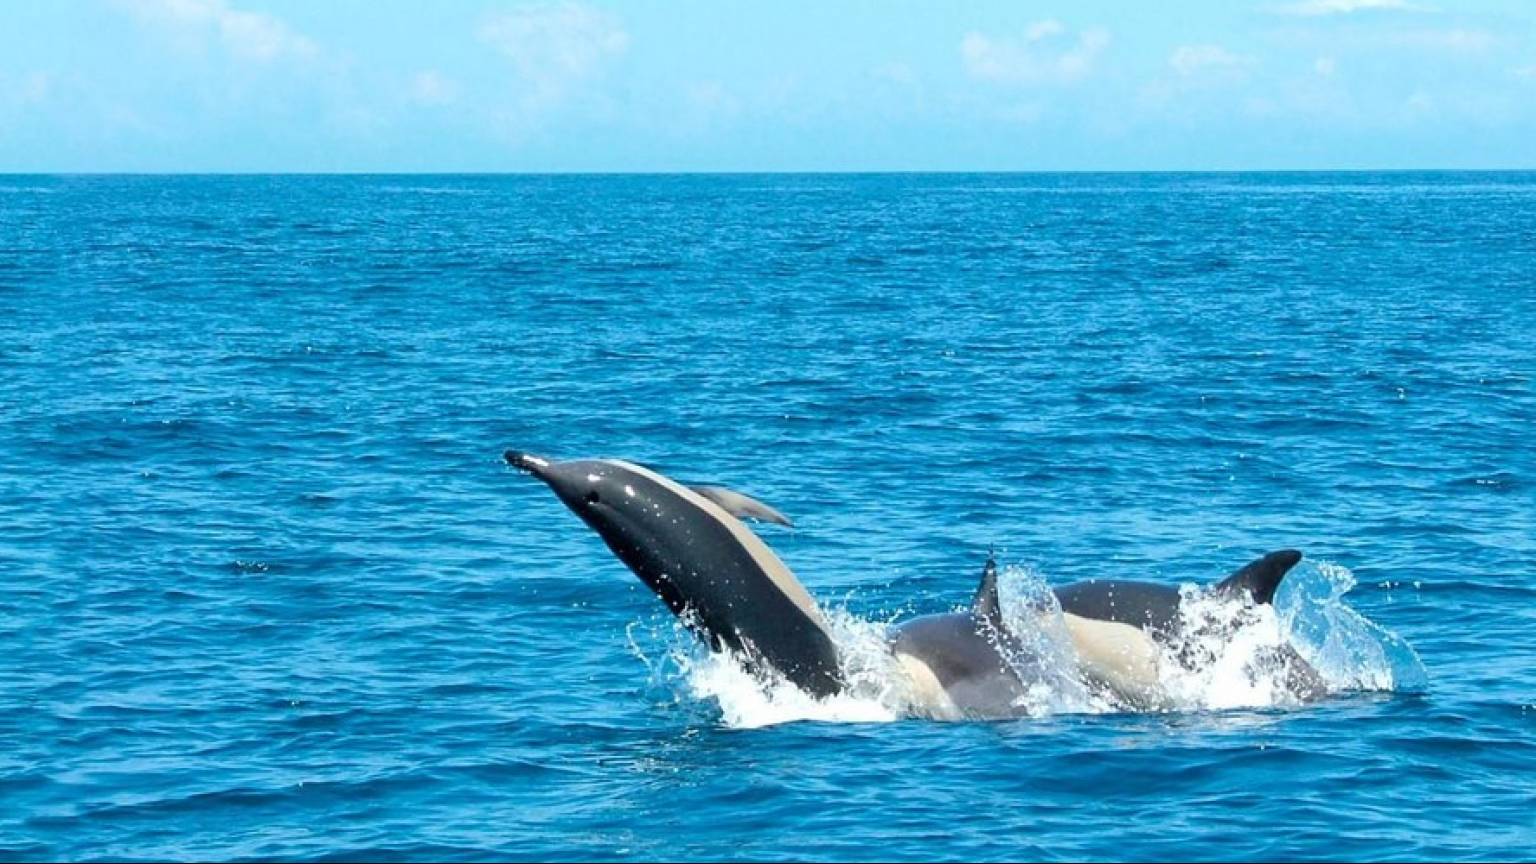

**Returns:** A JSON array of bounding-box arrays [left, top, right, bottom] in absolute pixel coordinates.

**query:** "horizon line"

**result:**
[[4, 167, 1536, 177]]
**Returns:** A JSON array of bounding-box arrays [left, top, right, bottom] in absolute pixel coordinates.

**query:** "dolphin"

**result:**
[[886, 554, 1059, 719], [1052, 550, 1327, 705], [505, 451, 844, 697], [506, 450, 1325, 717]]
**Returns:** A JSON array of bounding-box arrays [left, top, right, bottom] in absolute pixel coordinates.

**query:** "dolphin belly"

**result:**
[[892, 652, 962, 721], [1060, 612, 1165, 707], [1050, 551, 1325, 706]]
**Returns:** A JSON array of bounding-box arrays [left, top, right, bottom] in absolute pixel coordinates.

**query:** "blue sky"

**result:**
[[2, 0, 1534, 171]]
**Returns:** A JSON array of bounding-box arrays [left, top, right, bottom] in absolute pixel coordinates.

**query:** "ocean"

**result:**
[[2, 172, 1532, 861]]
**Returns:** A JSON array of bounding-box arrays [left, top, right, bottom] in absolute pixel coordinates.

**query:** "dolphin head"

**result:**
[[505, 450, 629, 525], [505, 450, 692, 604]]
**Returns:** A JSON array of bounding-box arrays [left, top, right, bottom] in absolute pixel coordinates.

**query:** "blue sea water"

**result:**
[[1, 172, 1533, 861]]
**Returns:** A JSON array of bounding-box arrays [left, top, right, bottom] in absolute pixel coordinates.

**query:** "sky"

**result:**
[[1, 0, 1534, 171]]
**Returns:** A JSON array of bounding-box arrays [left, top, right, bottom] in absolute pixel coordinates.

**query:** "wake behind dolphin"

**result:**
[[506, 450, 1408, 720]]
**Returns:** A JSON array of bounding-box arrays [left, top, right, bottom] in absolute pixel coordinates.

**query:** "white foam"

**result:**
[[627, 560, 1426, 728], [1158, 588, 1307, 710], [669, 611, 908, 729]]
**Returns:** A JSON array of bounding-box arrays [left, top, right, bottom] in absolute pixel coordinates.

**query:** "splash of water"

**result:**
[[1158, 587, 1317, 710], [677, 612, 907, 729], [626, 560, 1426, 728], [993, 564, 1117, 716], [1278, 561, 1429, 692]]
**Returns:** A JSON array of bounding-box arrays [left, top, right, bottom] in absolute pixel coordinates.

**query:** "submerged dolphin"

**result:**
[[1052, 550, 1326, 705], [506, 451, 1324, 717]]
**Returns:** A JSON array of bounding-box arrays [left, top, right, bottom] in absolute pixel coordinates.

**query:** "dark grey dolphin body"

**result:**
[[508, 450, 1325, 716], [1054, 549, 1300, 632], [506, 451, 843, 696], [887, 557, 1047, 718]]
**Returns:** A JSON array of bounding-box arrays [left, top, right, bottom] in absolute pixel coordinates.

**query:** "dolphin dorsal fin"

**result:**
[[689, 484, 792, 527], [972, 552, 1002, 622], [1214, 549, 1303, 605]]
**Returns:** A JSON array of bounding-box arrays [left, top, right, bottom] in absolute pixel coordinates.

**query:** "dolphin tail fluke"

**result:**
[[1215, 549, 1303, 605]]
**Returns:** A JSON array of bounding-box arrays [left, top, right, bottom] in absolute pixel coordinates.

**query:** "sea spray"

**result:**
[[630, 560, 1426, 727]]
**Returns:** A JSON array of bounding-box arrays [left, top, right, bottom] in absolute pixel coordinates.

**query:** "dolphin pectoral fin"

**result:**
[[972, 553, 1002, 624], [1215, 549, 1303, 605], [1251, 643, 1329, 701], [688, 484, 793, 527]]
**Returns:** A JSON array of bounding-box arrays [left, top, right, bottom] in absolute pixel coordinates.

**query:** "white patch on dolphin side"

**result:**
[[892, 651, 962, 721], [1061, 612, 1164, 706], [606, 459, 830, 629]]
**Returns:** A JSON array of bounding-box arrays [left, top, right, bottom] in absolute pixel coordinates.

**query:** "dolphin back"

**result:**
[[1214, 549, 1303, 605]]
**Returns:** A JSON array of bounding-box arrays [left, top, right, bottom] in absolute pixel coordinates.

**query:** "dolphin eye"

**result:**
[[585, 490, 601, 505]]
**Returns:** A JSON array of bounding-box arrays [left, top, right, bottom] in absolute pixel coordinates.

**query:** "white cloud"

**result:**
[[120, 0, 317, 62], [409, 70, 459, 107], [1515, 65, 1536, 82], [479, 2, 629, 106], [872, 62, 917, 86], [14, 71, 53, 105], [1278, 25, 1495, 55], [0, 70, 52, 122], [218, 7, 313, 61], [1314, 56, 1337, 76], [1273, 0, 1427, 16], [1169, 44, 1254, 77], [1390, 28, 1495, 53], [1026, 19, 1065, 41], [961, 21, 1110, 86], [684, 81, 739, 120], [1139, 45, 1258, 113]]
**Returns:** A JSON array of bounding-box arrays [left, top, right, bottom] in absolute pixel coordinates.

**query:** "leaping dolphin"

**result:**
[[505, 450, 1325, 718]]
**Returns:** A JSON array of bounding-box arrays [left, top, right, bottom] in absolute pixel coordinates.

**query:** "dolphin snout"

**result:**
[[504, 449, 552, 477]]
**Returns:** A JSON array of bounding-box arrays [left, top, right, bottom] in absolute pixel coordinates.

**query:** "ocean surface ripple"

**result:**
[[1, 173, 1533, 861]]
